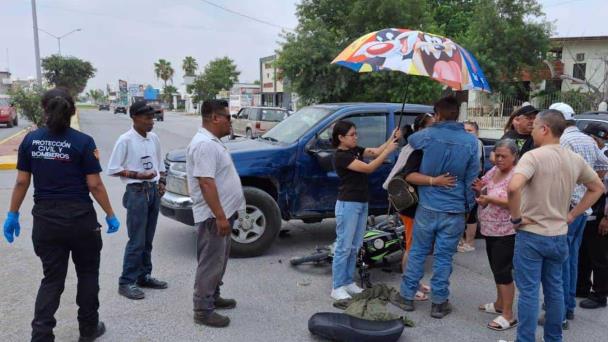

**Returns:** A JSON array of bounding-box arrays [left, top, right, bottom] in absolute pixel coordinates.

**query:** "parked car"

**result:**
[[148, 102, 164, 121], [0, 96, 18, 128], [230, 106, 290, 139], [574, 111, 608, 132], [114, 105, 127, 114], [98, 104, 110, 111]]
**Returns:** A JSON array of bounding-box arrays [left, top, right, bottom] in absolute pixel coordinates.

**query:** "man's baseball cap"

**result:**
[[549, 102, 575, 121], [129, 100, 155, 117], [583, 123, 608, 140], [513, 105, 539, 117]]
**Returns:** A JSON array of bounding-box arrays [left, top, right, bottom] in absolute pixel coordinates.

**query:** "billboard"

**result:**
[[128, 84, 144, 97], [118, 79, 128, 105]]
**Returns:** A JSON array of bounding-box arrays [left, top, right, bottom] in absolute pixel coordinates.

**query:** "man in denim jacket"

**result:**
[[398, 96, 480, 318]]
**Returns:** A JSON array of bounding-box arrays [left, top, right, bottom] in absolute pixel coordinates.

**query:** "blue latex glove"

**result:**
[[3, 211, 20, 243], [105, 215, 120, 234]]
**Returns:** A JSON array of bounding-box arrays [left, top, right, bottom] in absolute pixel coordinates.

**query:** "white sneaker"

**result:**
[[331, 286, 352, 300], [344, 282, 364, 295]]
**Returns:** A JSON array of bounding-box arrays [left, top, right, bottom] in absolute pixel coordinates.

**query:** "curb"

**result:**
[[0, 111, 80, 170]]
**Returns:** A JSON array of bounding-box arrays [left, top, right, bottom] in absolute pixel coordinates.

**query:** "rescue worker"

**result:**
[[3, 87, 120, 341]]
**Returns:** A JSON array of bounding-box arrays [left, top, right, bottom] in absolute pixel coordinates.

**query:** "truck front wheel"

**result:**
[[230, 186, 281, 257]]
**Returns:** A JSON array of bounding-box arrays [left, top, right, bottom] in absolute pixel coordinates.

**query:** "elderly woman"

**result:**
[[475, 139, 519, 331]]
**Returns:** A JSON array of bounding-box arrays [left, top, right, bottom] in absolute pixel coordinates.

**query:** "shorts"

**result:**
[[485, 234, 515, 284], [466, 204, 478, 224]]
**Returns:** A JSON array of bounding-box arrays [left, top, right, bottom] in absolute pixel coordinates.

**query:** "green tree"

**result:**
[[277, 0, 441, 105], [154, 59, 175, 87], [454, 0, 552, 96], [8, 85, 46, 127], [190, 57, 240, 102], [161, 85, 178, 107], [41, 55, 96, 96], [87, 89, 106, 104], [182, 56, 198, 76]]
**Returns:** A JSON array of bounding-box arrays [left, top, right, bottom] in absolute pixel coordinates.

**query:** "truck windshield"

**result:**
[[0, 98, 10, 106], [262, 106, 333, 144]]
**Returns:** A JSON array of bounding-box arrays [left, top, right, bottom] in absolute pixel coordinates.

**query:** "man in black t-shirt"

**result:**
[[501, 105, 539, 155]]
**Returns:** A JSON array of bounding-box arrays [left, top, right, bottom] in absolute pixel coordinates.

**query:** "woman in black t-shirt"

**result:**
[[329, 120, 399, 301]]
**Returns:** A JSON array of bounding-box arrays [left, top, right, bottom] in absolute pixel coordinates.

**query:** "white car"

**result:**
[[230, 107, 290, 139]]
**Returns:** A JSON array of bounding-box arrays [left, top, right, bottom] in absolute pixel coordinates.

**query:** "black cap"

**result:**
[[583, 123, 608, 140], [129, 100, 155, 117], [513, 105, 539, 117]]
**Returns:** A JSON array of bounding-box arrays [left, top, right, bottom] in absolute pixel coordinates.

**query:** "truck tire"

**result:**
[[6, 118, 13, 128], [13, 116, 18, 126], [230, 186, 282, 257], [246, 128, 253, 139]]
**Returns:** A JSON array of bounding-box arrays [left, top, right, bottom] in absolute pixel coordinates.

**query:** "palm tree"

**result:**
[[182, 56, 198, 76], [154, 59, 175, 87]]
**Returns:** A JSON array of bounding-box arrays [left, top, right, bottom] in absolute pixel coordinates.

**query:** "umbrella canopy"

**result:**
[[332, 28, 491, 93]]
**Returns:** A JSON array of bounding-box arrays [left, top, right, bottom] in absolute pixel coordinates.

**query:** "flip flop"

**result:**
[[414, 291, 428, 301], [479, 302, 502, 314], [418, 283, 431, 294], [487, 315, 518, 331]]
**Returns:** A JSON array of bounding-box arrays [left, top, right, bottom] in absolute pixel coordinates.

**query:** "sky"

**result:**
[[1, 0, 606, 93]]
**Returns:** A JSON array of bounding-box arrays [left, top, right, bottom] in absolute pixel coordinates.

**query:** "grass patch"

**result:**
[[76, 103, 96, 109]]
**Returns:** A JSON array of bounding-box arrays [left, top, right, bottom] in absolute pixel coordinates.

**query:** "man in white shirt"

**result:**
[[107, 101, 168, 300], [187, 100, 245, 328]]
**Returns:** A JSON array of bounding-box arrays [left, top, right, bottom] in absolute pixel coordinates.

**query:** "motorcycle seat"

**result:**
[[308, 312, 404, 342]]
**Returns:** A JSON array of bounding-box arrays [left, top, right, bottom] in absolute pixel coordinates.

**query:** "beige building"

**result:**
[[551, 36, 608, 96], [259, 55, 293, 109]]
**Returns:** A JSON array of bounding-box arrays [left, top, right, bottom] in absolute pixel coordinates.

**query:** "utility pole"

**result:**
[[31, 0, 42, 86]]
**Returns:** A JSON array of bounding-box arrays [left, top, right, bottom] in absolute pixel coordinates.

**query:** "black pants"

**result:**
[[31, 201, 102, 342], [577, 215, 608, 298]]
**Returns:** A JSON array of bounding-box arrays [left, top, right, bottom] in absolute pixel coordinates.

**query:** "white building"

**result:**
[[551, 36, 608, 97]]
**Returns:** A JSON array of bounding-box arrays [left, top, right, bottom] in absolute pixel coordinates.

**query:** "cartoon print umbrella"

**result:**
[[332, 28, 491, 126]]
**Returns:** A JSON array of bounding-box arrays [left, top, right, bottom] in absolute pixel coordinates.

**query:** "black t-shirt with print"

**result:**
[[501, 130, 535, 155], [334, 146, 368, 202]]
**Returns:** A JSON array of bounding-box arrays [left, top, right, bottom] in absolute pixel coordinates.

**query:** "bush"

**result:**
[[8, 85, 46, 127]]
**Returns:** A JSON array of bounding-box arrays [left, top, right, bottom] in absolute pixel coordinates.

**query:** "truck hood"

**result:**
[[165, 137, 287, 163]]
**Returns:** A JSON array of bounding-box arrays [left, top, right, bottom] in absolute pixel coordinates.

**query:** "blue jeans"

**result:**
[[400, 206, 465, 304], [332, 201, 368, 289], [562, 214, 587, 319], [119, 183, 160, 285], [514, 231, 568, 342]]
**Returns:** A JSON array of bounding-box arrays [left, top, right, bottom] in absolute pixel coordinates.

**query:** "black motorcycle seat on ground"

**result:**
[[308, 312, 404, 342]]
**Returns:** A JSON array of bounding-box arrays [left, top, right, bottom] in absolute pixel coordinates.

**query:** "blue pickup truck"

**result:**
[[160, 102, 494, 257]]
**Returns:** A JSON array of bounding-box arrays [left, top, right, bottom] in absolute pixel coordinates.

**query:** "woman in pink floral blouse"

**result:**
[[474, 139, 518, 331]]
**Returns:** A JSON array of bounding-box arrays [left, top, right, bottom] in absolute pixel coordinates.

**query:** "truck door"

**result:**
[[293, 111, 391, 218]]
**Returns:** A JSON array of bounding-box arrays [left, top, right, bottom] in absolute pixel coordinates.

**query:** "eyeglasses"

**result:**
[[345, 132, 358, 137]]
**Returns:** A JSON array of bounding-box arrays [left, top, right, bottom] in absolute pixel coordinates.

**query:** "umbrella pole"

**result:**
[[396, 78, 410, 129]]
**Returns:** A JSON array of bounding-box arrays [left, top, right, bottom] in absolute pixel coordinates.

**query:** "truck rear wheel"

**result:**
[[230, 186, 281, 257]]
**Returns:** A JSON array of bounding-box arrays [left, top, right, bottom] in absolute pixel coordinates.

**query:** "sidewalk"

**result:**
[[0, 111, 80, 170]]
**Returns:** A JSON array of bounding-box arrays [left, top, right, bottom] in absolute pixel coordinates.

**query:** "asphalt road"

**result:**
[[0, 115, 32, 142], [0, 109, 606, 341]]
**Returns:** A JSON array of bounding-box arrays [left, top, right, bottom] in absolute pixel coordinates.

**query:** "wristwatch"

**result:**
[[510, 217, 522, 225]]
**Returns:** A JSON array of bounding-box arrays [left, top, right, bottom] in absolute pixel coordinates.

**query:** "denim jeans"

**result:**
[[514, 231, 568, 342], [562, 213, 587, 319], [400, 206, 465, 304], [332, 201, 368, 289], [119, 182, 160, 285]]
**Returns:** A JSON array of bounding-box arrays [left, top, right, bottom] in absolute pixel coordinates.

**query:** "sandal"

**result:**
[[418, 283, 431, 294], [487, 315, 518, 331], [479, 302, 502, 314], [414, 291, 428, 301]]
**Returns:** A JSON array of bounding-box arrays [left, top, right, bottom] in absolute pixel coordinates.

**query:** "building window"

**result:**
[[265, 63, 272, 69], [575, 53, 585, 62], [573, 63, 586, 80]]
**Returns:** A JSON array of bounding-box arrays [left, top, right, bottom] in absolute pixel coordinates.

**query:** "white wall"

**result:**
[[560, 39, 608, 94]]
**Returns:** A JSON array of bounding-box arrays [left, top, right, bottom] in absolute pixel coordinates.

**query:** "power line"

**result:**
[[198, 0, 294, 31]]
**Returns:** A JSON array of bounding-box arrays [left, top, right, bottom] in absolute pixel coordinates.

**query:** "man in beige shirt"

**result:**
[[507, 109, 604, 342]]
